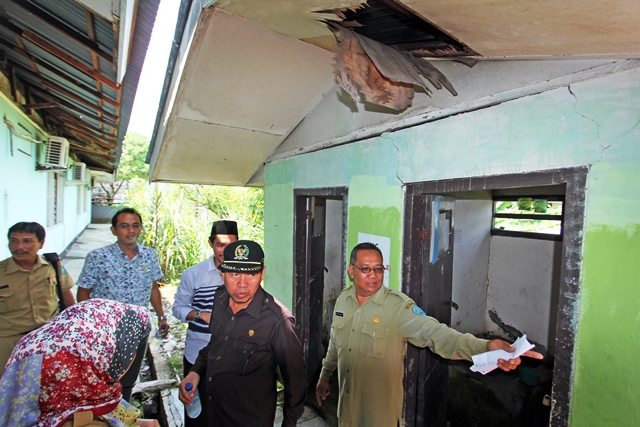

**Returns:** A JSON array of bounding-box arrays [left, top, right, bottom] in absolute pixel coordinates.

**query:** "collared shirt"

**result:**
[[172, 256, 224, 363], [191, 286, 307, 427], [320, 285, 489, 427], [76, 243, 163, 307], [0, 255, 74, 337]]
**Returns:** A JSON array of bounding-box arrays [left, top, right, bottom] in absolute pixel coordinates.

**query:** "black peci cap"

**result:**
[[210, 220, 238, 238], [219, 240, 264, 273]]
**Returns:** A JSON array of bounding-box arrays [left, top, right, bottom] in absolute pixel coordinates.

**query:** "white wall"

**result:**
[[451, 195, 492, 333], [451, 192, 561, 355], [324, 199, 344, 301], [486, 236, 562, 354], [0, 94, 91, 259]]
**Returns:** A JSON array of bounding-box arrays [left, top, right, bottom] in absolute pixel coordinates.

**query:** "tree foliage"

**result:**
[[118, 132, 150, 181], [110, 132, 264, 283], [124, 180, 264, 284], [96, 132, 150, 204]]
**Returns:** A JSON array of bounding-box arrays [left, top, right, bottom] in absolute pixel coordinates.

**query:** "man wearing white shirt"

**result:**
[[172, 220, 238, 426]]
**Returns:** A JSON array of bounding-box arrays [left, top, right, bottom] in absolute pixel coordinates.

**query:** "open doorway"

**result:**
[[293, 187, 348, 425], [402, 167, 587, 427]]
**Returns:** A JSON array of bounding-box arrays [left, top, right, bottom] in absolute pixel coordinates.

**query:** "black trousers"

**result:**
[[183, 356, 209, 426], [120, 336, 148, 403]]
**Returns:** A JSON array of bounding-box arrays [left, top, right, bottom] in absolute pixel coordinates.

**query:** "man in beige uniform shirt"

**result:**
[[0, 222, 75, 374], [316, 242, 543, 427]]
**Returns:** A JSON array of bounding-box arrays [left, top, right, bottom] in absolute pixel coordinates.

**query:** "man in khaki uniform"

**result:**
[[0, 222, 75, 374], [316, 242, 543, 427]]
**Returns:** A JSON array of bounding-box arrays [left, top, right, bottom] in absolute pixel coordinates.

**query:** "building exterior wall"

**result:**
[[263, 66, 640, 425], [0, 93, 91, 259]]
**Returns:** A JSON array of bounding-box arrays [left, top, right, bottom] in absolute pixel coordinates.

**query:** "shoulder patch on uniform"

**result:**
[[412, 306, 427, 316], [61, 266, 67, 275]]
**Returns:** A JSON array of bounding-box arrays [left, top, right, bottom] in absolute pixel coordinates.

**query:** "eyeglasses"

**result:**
[[117, 223, 141, 230], [351, 264, 385, 275]]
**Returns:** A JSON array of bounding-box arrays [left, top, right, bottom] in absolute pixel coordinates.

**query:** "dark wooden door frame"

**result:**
[[402, 166, 588, 427], [293, 187, 349, 384]]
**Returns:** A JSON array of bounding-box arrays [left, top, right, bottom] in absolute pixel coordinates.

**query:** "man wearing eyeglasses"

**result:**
[[76, 207, 167, 402], [316, 242, 543, 427]]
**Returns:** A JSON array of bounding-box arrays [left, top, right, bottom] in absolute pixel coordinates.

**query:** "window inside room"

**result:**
[[492, 196, 564, 240]]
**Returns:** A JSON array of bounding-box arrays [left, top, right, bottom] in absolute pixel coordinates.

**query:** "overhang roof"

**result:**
[[0, 0, 160, 173], [148, 0, 640, 186]]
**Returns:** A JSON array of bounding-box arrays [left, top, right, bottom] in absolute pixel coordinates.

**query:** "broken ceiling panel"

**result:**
[[334, 24, 414, 111], [332, 23, 457, 111]]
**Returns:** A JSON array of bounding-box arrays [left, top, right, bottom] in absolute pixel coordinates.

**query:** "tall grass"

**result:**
[[124, 179, 264, 284]]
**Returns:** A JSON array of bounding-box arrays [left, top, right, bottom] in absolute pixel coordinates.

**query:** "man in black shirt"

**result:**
[[179, 240, 307, 427]]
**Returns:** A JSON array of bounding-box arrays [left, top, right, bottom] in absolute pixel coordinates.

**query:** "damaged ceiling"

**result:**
[[148, 0, 640, 186]]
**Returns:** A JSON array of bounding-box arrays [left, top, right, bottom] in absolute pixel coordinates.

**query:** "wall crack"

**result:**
[[567, 85, 606, 159], [393, 141, 406, 185]]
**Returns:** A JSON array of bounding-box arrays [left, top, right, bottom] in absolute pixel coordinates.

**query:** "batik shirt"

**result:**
[[76, 243, 163, 307], [319, 285, 489, 427], [172, 256, 224, 363]]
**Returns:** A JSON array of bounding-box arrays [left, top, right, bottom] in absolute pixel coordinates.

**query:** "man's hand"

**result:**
[[76, 287, 91, 302], [179, 371, 201, 405], [487, 339, 544, 371], [189, 310, 211, 325], [199, 311, 211, 325], [158, 319, 170, 338], [316, 379, 330, 406]]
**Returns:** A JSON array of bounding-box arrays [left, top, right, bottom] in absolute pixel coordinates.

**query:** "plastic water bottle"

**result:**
[[155, 324, 167, 339], [184, 382, 202, 418]]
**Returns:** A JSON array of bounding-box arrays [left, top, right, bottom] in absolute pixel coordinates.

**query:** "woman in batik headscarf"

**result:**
[[0, 299, 151, 427]]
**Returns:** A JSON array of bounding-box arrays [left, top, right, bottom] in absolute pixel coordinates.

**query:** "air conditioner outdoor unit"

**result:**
[[84, 168, 93, 186], [73, 162, 86, 182], [37, 136, 69, 171]]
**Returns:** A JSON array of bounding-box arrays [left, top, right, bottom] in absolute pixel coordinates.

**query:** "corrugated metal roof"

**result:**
[[0, 0, 160, 173]]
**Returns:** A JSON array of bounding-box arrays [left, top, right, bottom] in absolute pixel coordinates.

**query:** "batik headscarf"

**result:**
[[0, 299, 151, 427]]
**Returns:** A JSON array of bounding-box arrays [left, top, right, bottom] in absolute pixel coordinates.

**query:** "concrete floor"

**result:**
[[62, 223, 115, 283]]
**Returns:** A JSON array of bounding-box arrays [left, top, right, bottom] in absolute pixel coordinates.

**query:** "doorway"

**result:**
[[293, 187, 348, 422], [402, 167, 587, 427]]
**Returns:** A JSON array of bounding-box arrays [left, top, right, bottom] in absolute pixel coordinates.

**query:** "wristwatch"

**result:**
[[194, 310, 203, 321], [158, 315, 167, 321]]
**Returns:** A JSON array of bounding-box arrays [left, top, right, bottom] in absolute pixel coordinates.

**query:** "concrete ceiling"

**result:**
[[148, 0, 640, 186]]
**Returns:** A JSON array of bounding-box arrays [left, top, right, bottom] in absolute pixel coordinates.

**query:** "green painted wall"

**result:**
[[264, 68, 640, 425]]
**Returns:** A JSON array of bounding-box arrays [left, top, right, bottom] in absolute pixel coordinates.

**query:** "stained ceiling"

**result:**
[[0, 0, 159, 173], [148, 0, 640, 186]]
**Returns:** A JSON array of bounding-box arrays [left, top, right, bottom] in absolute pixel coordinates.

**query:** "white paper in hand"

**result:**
[[470, 335, 534, 375]]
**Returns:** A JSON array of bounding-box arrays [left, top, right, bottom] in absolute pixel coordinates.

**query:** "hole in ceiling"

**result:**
[[338, 0, 477, 58]]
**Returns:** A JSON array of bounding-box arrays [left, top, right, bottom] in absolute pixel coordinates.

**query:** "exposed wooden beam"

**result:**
[[67, 128, 115, 150], [31, 88, 117, 127], [29, 85, 117, 122], [56, 109, 116, 138], [65, 121, 116, 146], [22, 101, 59, 109], [8, 59, 120, 108], [21, 30, 119, 90], [85, 9, 105, 134], [9, 0, 113, 63], [68, 144, 111, 157], [0, 38, 113, 101]]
